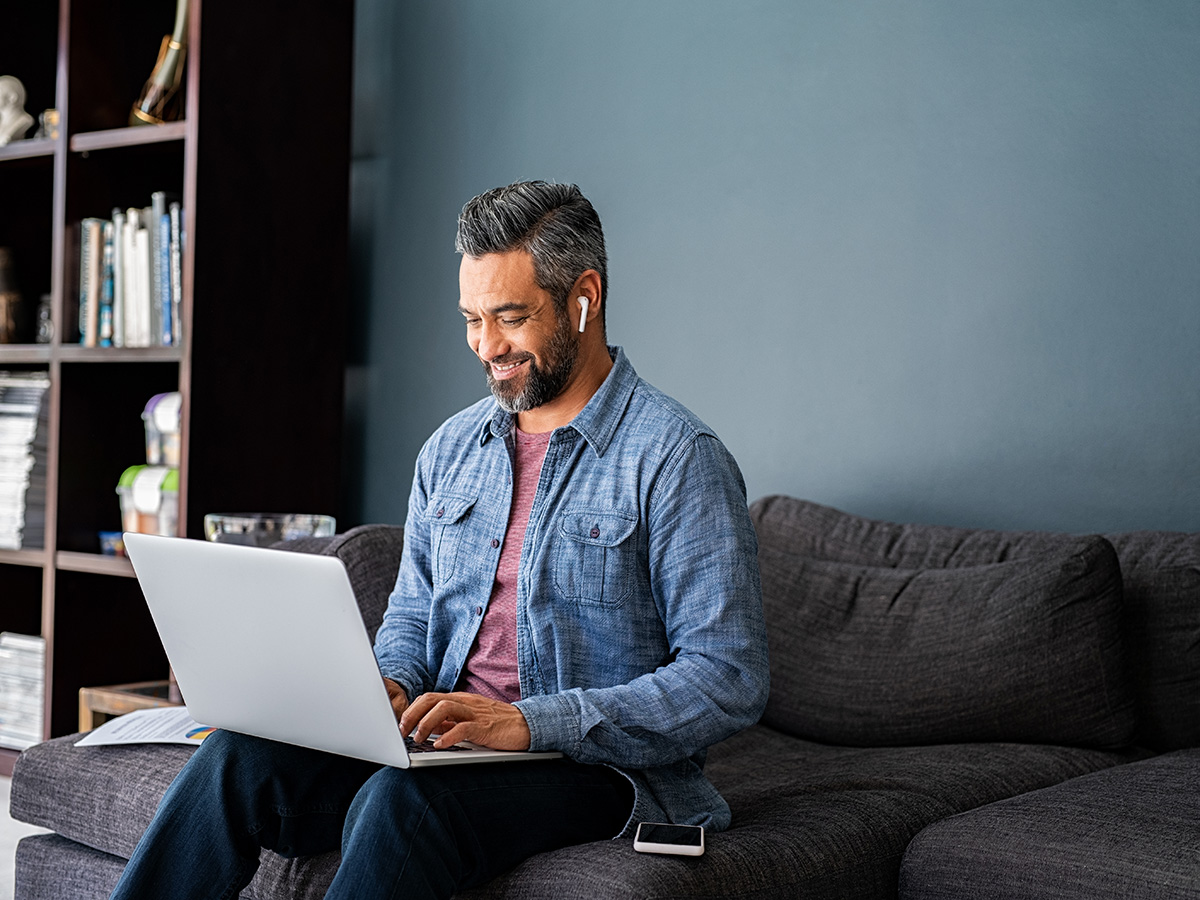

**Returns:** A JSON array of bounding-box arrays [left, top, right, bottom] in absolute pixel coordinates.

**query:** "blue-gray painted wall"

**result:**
[[347, 0, 1199, 534]]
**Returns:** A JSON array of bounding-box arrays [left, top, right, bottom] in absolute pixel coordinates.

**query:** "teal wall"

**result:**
[[347, 1, 1200, 533]]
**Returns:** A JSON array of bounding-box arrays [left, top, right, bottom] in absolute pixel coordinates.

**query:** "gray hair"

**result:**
[[455, 181, 608, 323]]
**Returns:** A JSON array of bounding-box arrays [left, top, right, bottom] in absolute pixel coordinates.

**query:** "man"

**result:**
[[110, 181, 768, 899]]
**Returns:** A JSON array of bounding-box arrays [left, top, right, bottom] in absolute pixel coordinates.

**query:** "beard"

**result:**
[[482, 306, 579, 414]]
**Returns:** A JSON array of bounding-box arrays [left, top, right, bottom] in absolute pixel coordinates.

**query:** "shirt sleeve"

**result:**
[[372, 441, 437, 700], [514, 432, 770, 768]]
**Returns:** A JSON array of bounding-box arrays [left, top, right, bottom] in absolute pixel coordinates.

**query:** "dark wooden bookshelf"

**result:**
[[0, 0, 354, 775]]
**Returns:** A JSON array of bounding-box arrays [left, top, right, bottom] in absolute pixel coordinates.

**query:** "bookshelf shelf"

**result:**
[[55, 552, 135, 578], [69, 122, 188, 154], [0, 548, 49, 569], [0, 0, 353, 762], [0, 139, 57, 163], [0, 346, 53, 364], [55, 346, 183, 364]]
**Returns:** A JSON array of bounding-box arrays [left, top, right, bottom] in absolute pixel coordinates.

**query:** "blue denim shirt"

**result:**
[[374, 347, 768, 835]]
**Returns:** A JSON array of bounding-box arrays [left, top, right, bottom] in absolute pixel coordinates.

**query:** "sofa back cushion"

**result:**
[[1105, 531, 1200, 752], [750, 496, 1135, 749], [276, 524, 405, 642]]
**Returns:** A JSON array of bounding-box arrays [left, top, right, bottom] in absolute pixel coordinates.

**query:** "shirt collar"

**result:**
[[479, 346, 637, 457]]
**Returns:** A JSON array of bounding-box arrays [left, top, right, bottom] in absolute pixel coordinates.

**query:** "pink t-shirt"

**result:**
[[457, 427, 551, 703]]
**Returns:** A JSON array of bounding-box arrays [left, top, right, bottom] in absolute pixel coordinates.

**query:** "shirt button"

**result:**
[[475, 606, 484, 616], [435, 508, 444, 518], [590, 527, 600, 539], [491, 538, 500, 548]]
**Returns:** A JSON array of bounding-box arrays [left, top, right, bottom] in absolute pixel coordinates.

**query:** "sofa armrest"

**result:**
[[274, 524, 404, 641]]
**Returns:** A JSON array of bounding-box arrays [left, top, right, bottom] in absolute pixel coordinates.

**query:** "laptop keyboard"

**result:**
[[405, 735, 472, 754]]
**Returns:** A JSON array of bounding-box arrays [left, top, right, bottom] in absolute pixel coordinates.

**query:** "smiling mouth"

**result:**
[[488, 358, 529, 380]]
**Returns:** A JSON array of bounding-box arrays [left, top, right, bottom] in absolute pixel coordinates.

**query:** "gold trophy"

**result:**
[[130, 0, 189, 126]]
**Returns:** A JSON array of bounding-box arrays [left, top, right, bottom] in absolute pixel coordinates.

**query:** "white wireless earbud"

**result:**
[[577, 296, 589, 333]]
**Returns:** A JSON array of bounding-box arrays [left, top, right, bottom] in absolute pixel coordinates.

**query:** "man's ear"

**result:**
[[572, 269, 603, 329]]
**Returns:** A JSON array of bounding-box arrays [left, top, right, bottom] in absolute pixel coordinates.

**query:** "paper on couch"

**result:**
[[75, 706, 215, 748]]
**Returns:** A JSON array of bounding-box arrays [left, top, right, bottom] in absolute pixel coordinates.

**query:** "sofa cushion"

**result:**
[[460, 724, 1138, 900], [11, 736, 342, 898], [11, 734, 197, 860], [15, 832, 339, 900], [899, 749, 1200, 900], [1105, 531, 1200, 752], [752, 495, 1107, 569], [750, 496, 1135, 748]]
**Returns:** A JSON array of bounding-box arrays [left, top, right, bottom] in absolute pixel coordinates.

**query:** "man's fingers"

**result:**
[[382, 678, 408, 722], [431, 721, 474, 749], [413, 699, 460, 744]]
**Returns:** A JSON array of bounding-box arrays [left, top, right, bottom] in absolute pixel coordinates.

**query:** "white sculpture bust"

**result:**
[[0, 76, 35, 147]]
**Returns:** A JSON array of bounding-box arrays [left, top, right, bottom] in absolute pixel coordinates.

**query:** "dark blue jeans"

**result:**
[[109, 729, 633, 900]]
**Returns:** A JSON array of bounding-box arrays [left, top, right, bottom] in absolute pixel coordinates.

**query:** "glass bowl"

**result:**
[[202, 513, 336, 547]]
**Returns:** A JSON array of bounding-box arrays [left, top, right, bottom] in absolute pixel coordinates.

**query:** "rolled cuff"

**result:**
[[514, 692, 581, 755]]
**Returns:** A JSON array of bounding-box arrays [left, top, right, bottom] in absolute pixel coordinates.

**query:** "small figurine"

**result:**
[[0, 76, 35, 147]]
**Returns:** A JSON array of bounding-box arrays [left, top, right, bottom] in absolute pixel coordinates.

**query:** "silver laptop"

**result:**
[[123, 532, 561, 769]]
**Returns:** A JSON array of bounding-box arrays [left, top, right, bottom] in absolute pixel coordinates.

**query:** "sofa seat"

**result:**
[[10, 734, 341, 900], [898, 748, 1200, 900], [15, 833, 337, 900], [13, 722, 1139, 900]]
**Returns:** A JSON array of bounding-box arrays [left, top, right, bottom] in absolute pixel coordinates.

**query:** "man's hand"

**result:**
[[383, 677, 409, 723], [399, 692, 532, 751]]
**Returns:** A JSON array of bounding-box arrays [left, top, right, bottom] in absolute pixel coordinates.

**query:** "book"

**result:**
[[78, 218, 105, 347], [131, 211, 152, 347], [0, 632, 45, 750], [99, 221, 115, 347], [159, 208, 173, 345], [111, 208, 126, 348], [144, 204, 162, 344], [0, 372, 49, 550], [169, 201, 183, 345], [122, 211, 143, 347]]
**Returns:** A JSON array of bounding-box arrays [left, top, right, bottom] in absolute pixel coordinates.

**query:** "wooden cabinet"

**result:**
[[0, 0, 353, 772]]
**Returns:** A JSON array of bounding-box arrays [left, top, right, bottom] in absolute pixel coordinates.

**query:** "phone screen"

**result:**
[[637, 823, 703, 846]]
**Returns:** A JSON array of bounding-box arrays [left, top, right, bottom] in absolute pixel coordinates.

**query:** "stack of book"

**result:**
[[78, 191, 184, 348], [0, 370, 51, 550], [0, 632, 45, 750]]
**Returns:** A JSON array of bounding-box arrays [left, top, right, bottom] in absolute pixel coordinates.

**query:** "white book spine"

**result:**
[[122, 212, 139, 347], [136, 225, 153, 348], [112, 209, 126, 348]]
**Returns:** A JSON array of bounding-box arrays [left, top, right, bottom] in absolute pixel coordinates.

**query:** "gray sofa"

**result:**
[[9, 496, 1199, 899]]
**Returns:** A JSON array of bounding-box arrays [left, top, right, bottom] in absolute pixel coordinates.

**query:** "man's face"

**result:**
[[459, 251, 578, 414]]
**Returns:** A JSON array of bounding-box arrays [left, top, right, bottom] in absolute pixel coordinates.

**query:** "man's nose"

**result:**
[[475, 320, 510, 362]]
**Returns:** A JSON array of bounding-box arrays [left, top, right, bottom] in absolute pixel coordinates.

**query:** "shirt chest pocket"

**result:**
[[553, 508, 639, 608], [426, 494, 477, 585]]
